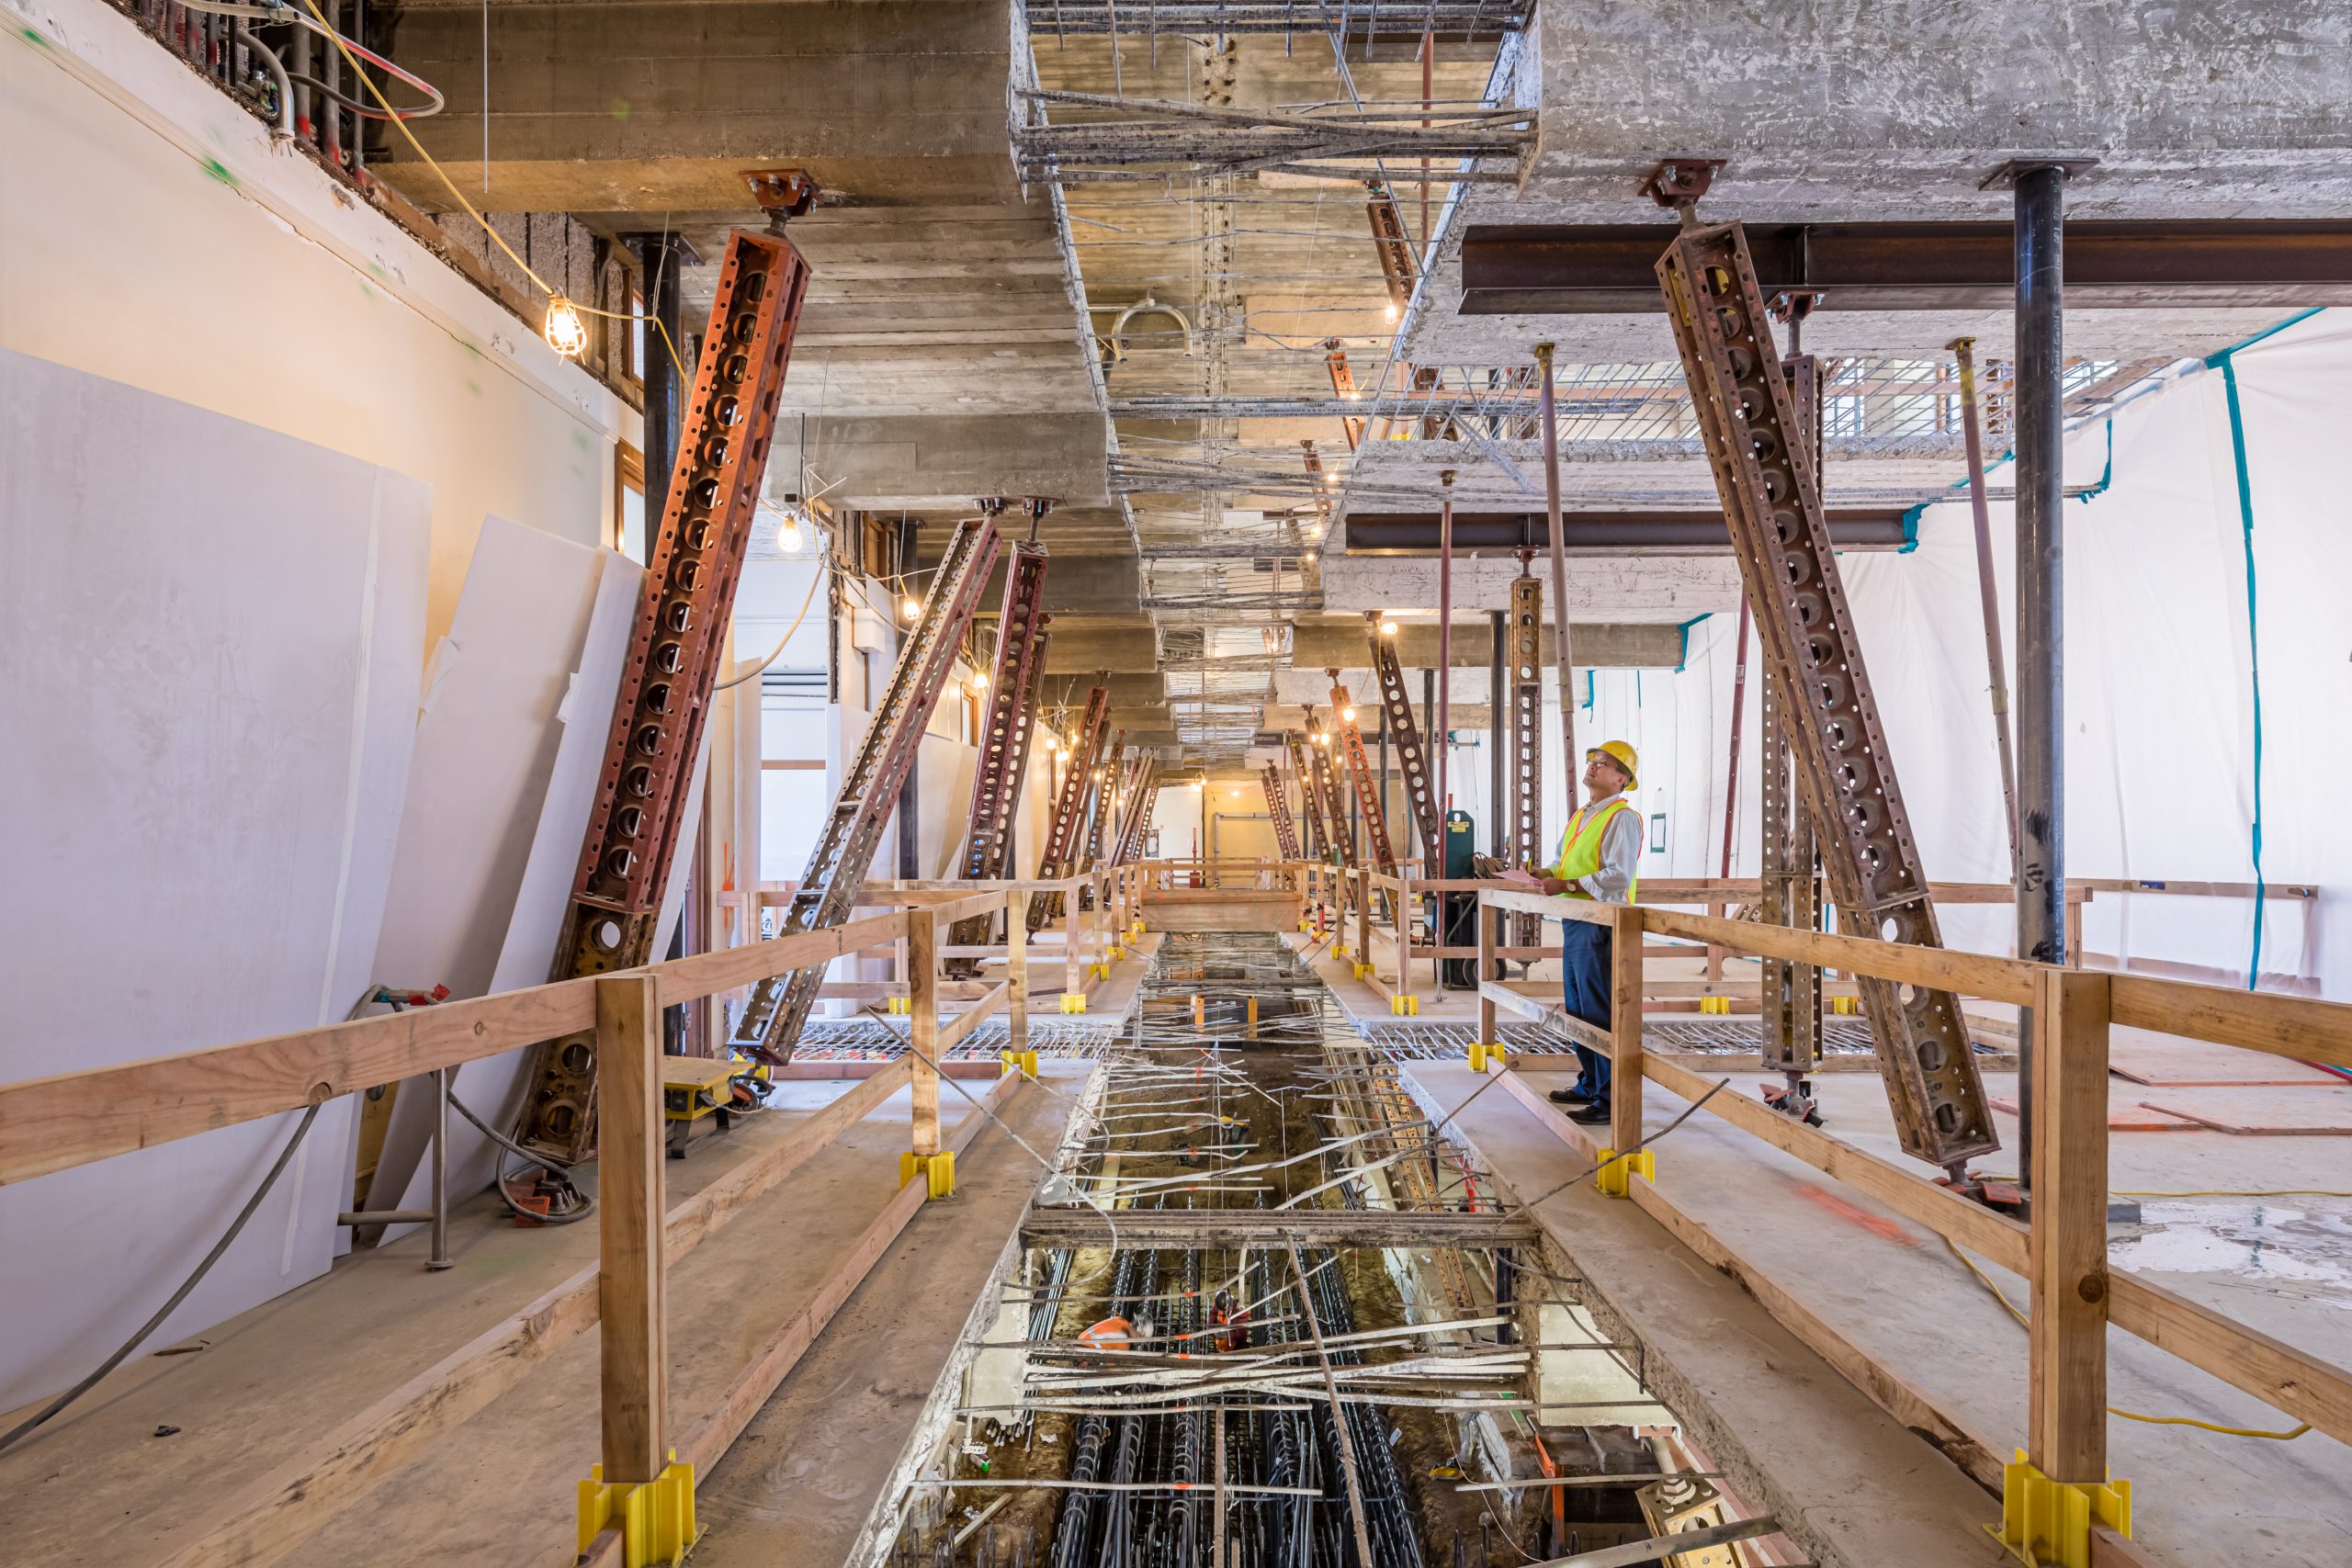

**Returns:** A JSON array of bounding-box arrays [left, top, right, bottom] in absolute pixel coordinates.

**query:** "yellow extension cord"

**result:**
[[1939, 1237, 2312, 1441], [295, 0, 689, 383]]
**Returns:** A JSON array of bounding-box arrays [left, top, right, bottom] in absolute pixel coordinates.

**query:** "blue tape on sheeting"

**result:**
[[2215, 352, 2267, 990], [2071, 421, 2114, 505], [1673, 613, 1710, 673], [1583, 671, 1594, 712]]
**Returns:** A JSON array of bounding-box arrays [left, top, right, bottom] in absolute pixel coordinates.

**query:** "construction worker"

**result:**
[[1209, 1287, 1249, 1352], [1078, 1314, 1150, 1356], [1537, 741, 1642, 1125]]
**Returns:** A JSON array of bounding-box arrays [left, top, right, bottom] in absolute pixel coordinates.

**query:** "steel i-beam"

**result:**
[[1507, 570, 1546, 949], [1286, 730, 1330, 862], [1366, 615, 1442, 857], [1658, 220, 1998, 1168], [1028, 681, 1113, 930], [1327, 674, 1396, 874], [519, 228, 810, 1160], [948, 529, 1051, 960], [1262, 760, 1301, 861]]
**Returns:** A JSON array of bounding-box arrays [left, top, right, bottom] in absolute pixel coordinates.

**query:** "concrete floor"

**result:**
[[0, 1066, 1091, 1568], [1411, 1036, 2352, 1568]]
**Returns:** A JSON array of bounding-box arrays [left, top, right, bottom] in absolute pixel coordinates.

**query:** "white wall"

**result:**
[[1, 0, 629, 650]]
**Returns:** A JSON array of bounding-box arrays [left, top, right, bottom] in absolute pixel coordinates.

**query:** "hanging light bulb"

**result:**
[[1191, 779, 1204, 791], [542, 296, 589, 358], [1379, 617, 1400, 637], [1302, 550, 1317, 564], [777, 513, 805, 553], [1340, 705, 1357, 724], [1384, 300, 1400, 323], [900, 595, 922, 622]]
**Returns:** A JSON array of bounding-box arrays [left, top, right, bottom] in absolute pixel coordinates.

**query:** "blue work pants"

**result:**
[[1560, 918, 1614, 1103]]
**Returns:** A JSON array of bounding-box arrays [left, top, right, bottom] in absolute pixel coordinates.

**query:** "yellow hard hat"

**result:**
[[1587, 740, 1638, 789]]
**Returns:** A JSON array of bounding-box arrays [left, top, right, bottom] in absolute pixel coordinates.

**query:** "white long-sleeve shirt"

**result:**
[[1555, 795, 1644, 904]]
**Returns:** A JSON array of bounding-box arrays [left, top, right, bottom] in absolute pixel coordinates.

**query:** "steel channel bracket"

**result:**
[[1366, 617, 1442, 857], [1114, 755, 1160, 864], [1303, 707, 1354, 863], [518, 229, 810, 1162], [730, 514, 1004, 1060], [1026, 681, 1112, 931], [1760, 357, 1825, 1077], [1658, 221, 1998, 1166]]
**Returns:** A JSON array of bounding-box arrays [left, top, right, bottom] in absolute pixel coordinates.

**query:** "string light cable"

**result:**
[[288, 0, 685, 373]]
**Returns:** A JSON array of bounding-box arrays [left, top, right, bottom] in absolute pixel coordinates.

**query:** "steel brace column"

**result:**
[[730, 514, 1005, 1060], [1506, 568, 1545, 951], [1285, 731, 1329, 863], [1367, 616, 1442, 859], [1261, 761, 1301, 860], [1114, 755, 1160, 864], [1027, 680, 1112, 931], [948, 513, 1051, 960], [1658, 220, 1998, 1171], [1759, 356, 1826, 1089], [1303, 706, 1353, 864], [1326, 673, 1396, 874], [518, 226, 811, 1162]]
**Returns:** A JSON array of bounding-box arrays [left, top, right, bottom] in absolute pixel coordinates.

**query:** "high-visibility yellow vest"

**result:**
[[1551, 796, 1637, 902]]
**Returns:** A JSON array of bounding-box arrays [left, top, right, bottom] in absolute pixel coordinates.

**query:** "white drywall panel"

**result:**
[[362, 521, 636, 1220], [0, 351, 428, 1412]]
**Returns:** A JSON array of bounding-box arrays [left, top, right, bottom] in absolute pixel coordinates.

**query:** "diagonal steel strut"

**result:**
[[1657, 220, 1998, 1168]]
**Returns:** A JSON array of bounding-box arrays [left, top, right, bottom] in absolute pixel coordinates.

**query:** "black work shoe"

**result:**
[[1566, 1100, 1612, 1125], [1547, 1087, 1594, 1105]]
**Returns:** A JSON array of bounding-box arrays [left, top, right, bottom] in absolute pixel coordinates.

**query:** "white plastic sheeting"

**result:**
[[1555, 309, 2350, 998]]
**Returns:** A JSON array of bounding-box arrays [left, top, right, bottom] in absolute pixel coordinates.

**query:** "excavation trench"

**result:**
[[881, 931, 1683, 1567]]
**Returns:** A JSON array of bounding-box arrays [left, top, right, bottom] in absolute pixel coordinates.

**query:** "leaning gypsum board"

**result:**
[[1367, 616, 1442, 857], [1285, 731, 1329, 859], [1026, 681, 1112, 931], [1759, 356, 1824, 1074], [949, 544, 1051, 954], [1657, 220, 1996, 1167], [732, 515, 1004, 1059], [518, 228, 811, 1162], [1328, 679, 1396, 873]]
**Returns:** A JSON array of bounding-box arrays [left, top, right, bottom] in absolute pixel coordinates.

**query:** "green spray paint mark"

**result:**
[[466, 378, 483, 397], [201, 156, 238, 188], [19, 24, 55, 50], [610, 97, 631, 120]]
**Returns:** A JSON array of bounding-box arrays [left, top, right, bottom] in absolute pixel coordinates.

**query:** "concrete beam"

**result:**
[[950, 548, 1139, 616], [1321, 551, 1747, 619], [810, 414, 1114, 512], [379, 0, 1022, 210], [1290, 617, 1686, 671], [1038, 625, 1169, 674]]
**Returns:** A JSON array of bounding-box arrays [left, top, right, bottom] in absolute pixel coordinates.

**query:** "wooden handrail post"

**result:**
[[908, 908, 941, 1157], [1476, 897, 1498, 1055], [1395, 868, 1413, 1005], [2030, 965, 2112, 1483], [1609, 906, 1645, 1165], [595, 974, 666, 1484], [1356, 873, 1372, 965], [1061, 876, 1079, 997], [1005, 889, 1029, 1051]]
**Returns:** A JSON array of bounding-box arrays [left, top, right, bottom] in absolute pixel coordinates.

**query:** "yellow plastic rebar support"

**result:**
[[899, 1149, 957, 1198], [577, 1454, 698, 1567], [1991, 1450, 2132, 1568], [1594, 1147, 1654, 1199]]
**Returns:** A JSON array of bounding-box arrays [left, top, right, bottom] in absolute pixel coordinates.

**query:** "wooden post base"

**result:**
[[1994, 1450, 2132, 1568], [576, 1455, 697, 1567]]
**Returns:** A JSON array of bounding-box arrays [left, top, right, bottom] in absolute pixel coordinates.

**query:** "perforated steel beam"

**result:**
[[1659, 220, 1997, 1169], [730, 514, 1003, 1060], [1027, 681, 1112, 930], [1367, 617, 1442, 859], [1326, 675, 1396, 874], [517, 227, 809, 1161], [1285, 731, 1329, 861], [948, 531, 1050, 958], [1262, 760, 1301, 860], [1759, 358, 1825, 1077]]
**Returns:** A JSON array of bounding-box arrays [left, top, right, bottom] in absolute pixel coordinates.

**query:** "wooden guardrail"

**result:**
[[0, 891, 1041, 1568], [1471, 885, 2352, 1538]]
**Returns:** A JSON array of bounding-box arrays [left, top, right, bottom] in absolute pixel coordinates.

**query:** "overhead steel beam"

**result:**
[[1292, 618, 1685, 671], [1461, 220, 2352, 314], [1343, 509, 1910, 554]]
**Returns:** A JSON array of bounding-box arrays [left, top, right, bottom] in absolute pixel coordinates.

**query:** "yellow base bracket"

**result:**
[[1468, 1043, 1506, 1073], [1059, 992, 1088, 1014], [1594, 1147, 1654, 1198], [1388, 995, 1419, 1016], [577, 1455, 697, 1567], [1831, 995, 1860, 1015], [884, 995, 910, 1015], [1352, 962, 1374, 980], [1991, 1450, 2131, 1568], [1108, 946, 1125, 961], [899, 1148, 957, 1199], [1698, 995, 1732, 1015], [1000, 1048, 1039, 1077], [1090, 962, 1112, 980]]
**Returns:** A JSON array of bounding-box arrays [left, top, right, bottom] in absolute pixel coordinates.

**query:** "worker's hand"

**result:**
[[1538, 876, 1570, 897]]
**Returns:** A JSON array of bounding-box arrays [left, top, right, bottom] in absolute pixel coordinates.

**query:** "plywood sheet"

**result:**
[[0, 350, 428, 1412]]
